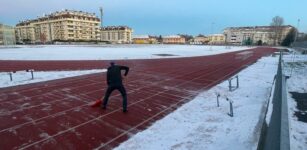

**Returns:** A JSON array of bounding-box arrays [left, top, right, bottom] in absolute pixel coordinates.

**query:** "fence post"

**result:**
[[30, 70, 34, 80], [9, 72, 13, 81], [227, 98, 234, 117], [228, 79, 232, 91], [216, 93, 220, 107]]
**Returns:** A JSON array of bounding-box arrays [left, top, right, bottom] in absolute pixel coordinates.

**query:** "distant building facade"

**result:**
[[162, 35, 185, 44], [132, 35, 158, 44], [133, 35, 149, 44], [191, 35, 209, 45], [208, 34, 225, 45], [297, 32, 306, 41], [223, 25, 294, 45], [0, 23, 16, 45], [15, 10, 100, 43], [100, 26, 133, 44]]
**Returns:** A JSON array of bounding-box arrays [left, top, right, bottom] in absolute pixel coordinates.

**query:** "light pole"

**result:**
[[99, 7, 104, 42], [99, 7, 103, 27], [210, 22, 215, 49], [294, 19, 300, 43]]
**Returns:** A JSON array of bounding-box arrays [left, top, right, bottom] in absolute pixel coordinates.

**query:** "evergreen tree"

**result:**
[[281, 28, 296, 46], [257, 40, 263, 46], [158, 35, 163, 43], [244, 37, 252, 45]]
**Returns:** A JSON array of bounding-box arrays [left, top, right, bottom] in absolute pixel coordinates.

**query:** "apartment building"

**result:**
[[162, 35, 185, 44], [224, 25, 294, 45], [0, 23, 16, 45], [100, 26, 133, 44], [15, 10, 100, 43], [207, 34, 225, 45]]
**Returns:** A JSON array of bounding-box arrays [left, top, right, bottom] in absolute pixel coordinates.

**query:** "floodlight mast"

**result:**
[[99, 7, 103, 27]]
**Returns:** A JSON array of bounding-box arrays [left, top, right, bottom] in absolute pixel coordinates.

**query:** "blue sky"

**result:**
[[0, 0, 306, 35]]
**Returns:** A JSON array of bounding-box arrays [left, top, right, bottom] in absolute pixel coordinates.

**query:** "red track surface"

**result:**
[[0, 47, 276, 149]]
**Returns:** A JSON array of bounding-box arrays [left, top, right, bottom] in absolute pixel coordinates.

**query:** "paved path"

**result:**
[[0, 47, 276, 149]]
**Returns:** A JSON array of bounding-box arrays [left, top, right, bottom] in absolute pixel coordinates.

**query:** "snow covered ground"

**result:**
[[115, 55, 279, 150], [0, 45, 250, 88], [0, 69, 105, 88], [0, 45, 252, 60], [284, 52, 307, 150], [1, 45, 304, 149]]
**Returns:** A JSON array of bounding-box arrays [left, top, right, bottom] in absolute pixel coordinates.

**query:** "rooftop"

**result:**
[[132, 35, 150, 39], [224, 25, 293, 31], [207, 34, 225, 36], [101, 26, 132, 30], [16, 9, 100, 26], [162, 35, 182, 38]]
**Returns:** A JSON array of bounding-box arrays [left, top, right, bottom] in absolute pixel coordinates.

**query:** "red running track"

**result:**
[[0, 47, 276, 149]]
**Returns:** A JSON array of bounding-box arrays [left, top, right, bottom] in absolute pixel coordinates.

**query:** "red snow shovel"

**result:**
[[90, 99, 102, 107]]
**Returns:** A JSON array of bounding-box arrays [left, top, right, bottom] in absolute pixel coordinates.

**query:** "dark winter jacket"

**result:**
[[107, 65, 129, 86]]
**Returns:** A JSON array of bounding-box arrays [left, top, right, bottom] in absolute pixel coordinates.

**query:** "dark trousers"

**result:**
[[103, 85, 127, 110]]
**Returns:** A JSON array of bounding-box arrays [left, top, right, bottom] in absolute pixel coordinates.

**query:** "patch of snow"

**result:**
[[0, 69, 106, 88], [20, 103, 31, 108], [41, 105, 52, 112], [73, 107, 82, 112], [39, 133, 51, 139], [0, 45, 253, 60], [284, 53, 307, 150], [115, 56, 279, 150]]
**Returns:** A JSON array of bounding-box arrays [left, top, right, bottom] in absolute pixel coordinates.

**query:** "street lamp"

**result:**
[[210, 22, 215, 49], [99, 7, 103, 27], [294, 19, 300, 44]]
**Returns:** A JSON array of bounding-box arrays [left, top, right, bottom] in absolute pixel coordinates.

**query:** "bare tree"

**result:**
[[270, 16, 284, 45], [271, 16, 284, 26]]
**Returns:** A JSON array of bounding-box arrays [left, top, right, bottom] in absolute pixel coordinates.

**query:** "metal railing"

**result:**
[[257, 51, 290, 150], [293, 41, 307, 54]]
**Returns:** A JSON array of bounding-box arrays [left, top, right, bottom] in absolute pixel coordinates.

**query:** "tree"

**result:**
[[244, 37, 252, 45], [270, 16, 284, 45], [281, 28, 296, 46], [257, 40, 263, 46], [271, 16, 284, 26], [157, 35, 163, 43]]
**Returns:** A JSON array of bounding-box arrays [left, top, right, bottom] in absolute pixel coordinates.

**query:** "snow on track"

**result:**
[[0, 69, 106, 88], [0, 47, 276, 149], [284, 53, 307, 150], [115, 56, 279, 150], [0, 45, 253, 60]]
